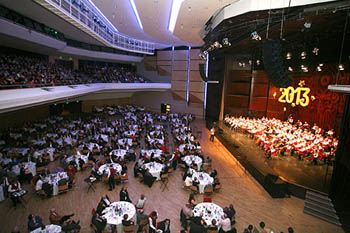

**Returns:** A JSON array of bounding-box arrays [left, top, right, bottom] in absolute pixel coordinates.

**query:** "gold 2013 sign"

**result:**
[[277, 80, 313, 107]]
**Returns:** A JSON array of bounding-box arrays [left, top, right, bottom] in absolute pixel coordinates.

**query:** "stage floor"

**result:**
[[217, 121, 332, 193]]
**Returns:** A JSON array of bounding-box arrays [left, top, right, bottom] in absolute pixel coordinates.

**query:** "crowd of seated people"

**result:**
[[0, 54, 151, 89], [0, 54, 85, 88], [224, 115, 338, 164], [80, 64, 148, 83]]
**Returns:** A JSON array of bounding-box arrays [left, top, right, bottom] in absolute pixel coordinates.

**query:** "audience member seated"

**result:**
[[158, 218, 171, 233], [27, 214, 45, 232], [91, 213, 107, 233], [49, 208, 74, 225], [122, 214, 134, 226], [136, 194, 146, 209]]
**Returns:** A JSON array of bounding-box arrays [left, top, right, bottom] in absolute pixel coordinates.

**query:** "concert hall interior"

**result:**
[[0, 1, 350, 233]]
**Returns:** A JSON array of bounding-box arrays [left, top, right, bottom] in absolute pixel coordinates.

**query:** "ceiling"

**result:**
[[1, 0, 234, 49]]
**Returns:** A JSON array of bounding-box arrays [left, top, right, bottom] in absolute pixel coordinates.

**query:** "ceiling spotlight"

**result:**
[[251, 31, 261, 41], [301, 51, 306, 59], [288, 67, 293, 72], [222, 38, 231, 47], [339, 64, 345, 71], [213, 41, 222, 49], [256, 60, 260, 65], [203, 51, 208, 56], [319, 63, 324, 67], [316, 66, 322, 72], [312, 47, 319, 55], [286, 52, 292, 60], [248, 60, 252, 65], [301, 65, 308, 72]]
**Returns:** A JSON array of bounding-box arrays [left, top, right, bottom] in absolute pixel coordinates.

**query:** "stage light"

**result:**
[[288, 67, 293, 72], [319, 63, 323, 67], [256, 60, 260, 65], [168, 0, 185, 33], [339, 64, 345, 71], [213, 41, 222, 49], [222, 38, 231, 47], [304, 21, 312, 28], [286, 52, 292, 60], [130, 0, 143, 30], [248, 60, 252, 65], [283, 107, 287, 111], [238, 62, 243, 67], [312, 47, 319, 55], [316, 66, 322, 72], [301, 65, 308, 72], [251, 31, 261, 41], [301, 51, 306, 59]]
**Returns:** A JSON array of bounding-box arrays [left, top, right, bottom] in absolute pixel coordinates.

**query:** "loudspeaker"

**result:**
[[199, 63, 208, 82], [262, 39, 292, 88]]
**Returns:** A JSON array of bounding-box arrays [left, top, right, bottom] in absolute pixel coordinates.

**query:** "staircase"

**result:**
[[304, 190, 341, 226]]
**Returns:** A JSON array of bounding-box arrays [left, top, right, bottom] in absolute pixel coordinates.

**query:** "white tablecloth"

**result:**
[[43, 172, 68, 196], [37, 148, 55, 161], [193, 202, 224, 226], [102, 201, 136, 233], [140, 149, 162, 159], [98, 163, 122, 177], [23, 162, 37, 176], [30, 224, 61, 233], [144, 162, 164, 180], [118, 138, 133, 147], [110, 149, 127, 160], [179, 144, 196, 152], [190, 169, 213, 193], [183, 155, 203, 170]]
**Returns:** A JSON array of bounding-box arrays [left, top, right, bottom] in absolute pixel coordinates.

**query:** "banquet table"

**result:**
[[193, 202, 224, 226], [102, 201, 136, 233], [183, 155, 203, 170], [109, 149, 127, 160], [144, 162, 164, 180], [179, 144, 196, 153], [98, 163, 122, 177], [190, 169, 213, 193], [118, 138, 133, 147], [37, 148, 56, 161], [140, 149, 162, 159], [43, 172, 68, 196], [30, 224, 62, 233], [23, 161, 37, 176]]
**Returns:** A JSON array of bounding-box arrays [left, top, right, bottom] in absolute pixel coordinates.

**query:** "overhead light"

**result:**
[[286, 52, 292, 60], [304, 21, 312, 28], [339, 64, 345, 71], [213, 41, 222, 49], [288, 67, 293, 72], [301, 65, 308, 72], [222, 38, 231, 47], [319, 63, 324, 67], [316, 66, 322, 71], [168, 0, 185, 33], [248, 60, 252, 65], [251, 31, 261, 41], [312, 47, 319, 55], [301, 51, 306, 59], [130, 0, 143, 30], [256, 60, 260, 65]]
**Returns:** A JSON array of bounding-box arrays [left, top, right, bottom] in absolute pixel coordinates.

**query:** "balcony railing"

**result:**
[[34, 0, 155, 55]]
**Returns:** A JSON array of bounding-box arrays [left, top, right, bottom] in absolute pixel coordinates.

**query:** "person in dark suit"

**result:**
[[27, 214, 45, 231], [122, 214, 134, 226], [119, 187, 131, 202], [100, 194, 111, 206], [158, 219, 171, 233], [92, 213, 107, 233], [207, 219, 218, 231]]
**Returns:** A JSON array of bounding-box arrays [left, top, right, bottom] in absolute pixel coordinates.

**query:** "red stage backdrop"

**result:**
[[225, 65, 350, 135]]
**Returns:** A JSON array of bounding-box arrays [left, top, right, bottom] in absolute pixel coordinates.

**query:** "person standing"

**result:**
[[108, 167, 115, 191], [210, 127, 215, 142]]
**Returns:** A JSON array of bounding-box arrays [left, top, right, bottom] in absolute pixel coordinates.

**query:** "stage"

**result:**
[[216, 121, 333, 197]]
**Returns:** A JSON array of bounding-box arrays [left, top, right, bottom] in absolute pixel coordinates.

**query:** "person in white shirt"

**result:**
[[136, 194, 146, 209], [218, 213, 232, 232], [35, 176, 43, 192]]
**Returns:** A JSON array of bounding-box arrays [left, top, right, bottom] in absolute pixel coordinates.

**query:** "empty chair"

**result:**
[[214, 184, 221, 192], [123, 225, 134, 233], [190, 185, 198, 194], [204, 186, 213, 195]]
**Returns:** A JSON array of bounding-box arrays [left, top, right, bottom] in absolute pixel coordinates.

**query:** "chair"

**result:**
[[121, 174, 128, 183], [43, 155, 50, 162], [190, 185, 198, 194], [160, 173, 169, 192], [36, 166, 45, 173], [202, 164, 209, 172], [82, 163, 89, 169], [123, 225, 134, 233], [72, 177, 77, 186], [58, 183, 69, 193], [207, 230, 218, 233], [204, 186, 213, 195], [102, 176, 108, 182], [183, 181, 190, 190], [180, 163, 187, 169], [214, 184, 221, 192], [114, 174, 121, 181], [203, 197, 212, 203], [54, 153, 61, 160], [168, 168, 174, 174], [38, 189, 46, 197]]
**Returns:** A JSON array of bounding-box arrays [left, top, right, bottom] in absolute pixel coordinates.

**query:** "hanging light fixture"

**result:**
[[301, 51, 306, 59], [339, 64, 345, 71], [312, 47, 319, 55], [286, 52, 292, 60]]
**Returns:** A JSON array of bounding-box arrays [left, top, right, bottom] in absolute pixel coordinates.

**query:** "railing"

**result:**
[[34, 0, 155, 54]]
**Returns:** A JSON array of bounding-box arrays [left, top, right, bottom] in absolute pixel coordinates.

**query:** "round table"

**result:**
[[98, 163, 122, 177], [43, 172, 68, 196], [144, 162, 164, 180], [193, 202, 224, 226], [140, 149, 162, 159], [179, 144, 196, 153], [190, 170, 214, 193], [30, 224, 61, 233], [183, 155, 203, 170], [109, 149, 127, 160], [66, 155, 88, 170], [102, 201, 136, 232]]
